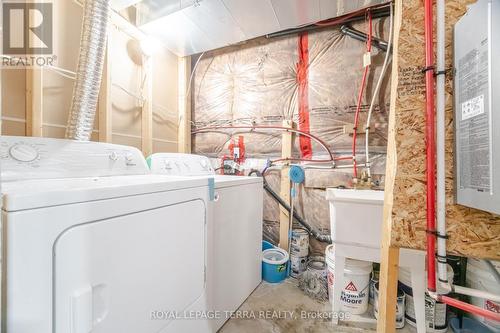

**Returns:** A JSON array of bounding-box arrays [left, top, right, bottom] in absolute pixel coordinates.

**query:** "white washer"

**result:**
[[1, 136, 212, 333], [149, 153, 263, 332]]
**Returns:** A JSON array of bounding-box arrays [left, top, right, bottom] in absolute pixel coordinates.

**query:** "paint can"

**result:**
[[369, 269, 379, 305], [373, 282, 406, 329], [298, 255, 329, 302], [308, 255, 327, 277], [325, 245, 372, 314], [290, 228, 309, 257], [290, 254, 308, 278], [466, 259, 500, 331], [399, 267, 449, 332]]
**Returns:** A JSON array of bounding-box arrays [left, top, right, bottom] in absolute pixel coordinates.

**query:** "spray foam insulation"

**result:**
[[192, 18, 392, 254], [387, 0, 500, 259]]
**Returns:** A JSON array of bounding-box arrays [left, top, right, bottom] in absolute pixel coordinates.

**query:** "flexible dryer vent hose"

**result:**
[[249, 170, 332, 244], [66, 0, 110, 141]]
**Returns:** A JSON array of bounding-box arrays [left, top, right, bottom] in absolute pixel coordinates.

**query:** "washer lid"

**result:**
[[2, 175, 208, 211]]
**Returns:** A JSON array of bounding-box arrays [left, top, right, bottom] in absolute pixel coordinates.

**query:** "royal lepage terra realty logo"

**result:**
[[2, 1, 56, 67]]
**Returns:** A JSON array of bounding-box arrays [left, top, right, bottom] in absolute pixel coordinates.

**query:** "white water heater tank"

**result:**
[[454, 0, 499, 215]]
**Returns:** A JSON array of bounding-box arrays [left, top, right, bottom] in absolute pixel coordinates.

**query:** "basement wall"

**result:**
[[191, 18, 391, 253], [1, 0, 179, 154]]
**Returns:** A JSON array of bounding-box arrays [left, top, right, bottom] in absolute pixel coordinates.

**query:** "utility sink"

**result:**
[[326, 189, 385, 249]]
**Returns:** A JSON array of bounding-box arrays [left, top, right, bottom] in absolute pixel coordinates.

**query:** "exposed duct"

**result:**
[[66, 0, 110, 141]]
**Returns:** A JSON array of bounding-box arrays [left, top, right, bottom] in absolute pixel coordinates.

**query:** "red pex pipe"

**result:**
[[352, 11, 373, 178], [191, 125, 340, 163], [424, 0, 500, 322], [424, 0, 437, 292], [440, 296, 500, 323]]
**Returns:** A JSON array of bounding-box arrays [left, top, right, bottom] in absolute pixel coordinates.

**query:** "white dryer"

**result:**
[[148, 153, 263, 332], [1, 136, 212, 333]]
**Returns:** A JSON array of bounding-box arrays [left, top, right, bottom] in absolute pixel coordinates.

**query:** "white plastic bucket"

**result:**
[[466, 259, 500, 331], [325, 245, 373, 315], [326, 246, 336, 304]]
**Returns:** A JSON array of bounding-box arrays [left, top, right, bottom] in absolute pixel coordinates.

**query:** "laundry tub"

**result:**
[[326, 189, 428, 333], [326, 189, 384, 248]]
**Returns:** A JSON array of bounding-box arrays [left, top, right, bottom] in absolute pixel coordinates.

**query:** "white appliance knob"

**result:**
[[125, 153, 133, 162], [200, 160, 208, 169], [164, 160, 171, 169], [9, 144, 39, 162], [109, 152, 118, 161]]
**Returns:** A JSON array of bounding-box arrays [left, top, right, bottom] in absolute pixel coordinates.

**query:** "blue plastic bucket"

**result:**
[[262, 241, 275, 251], [262, 248, 289, 283]]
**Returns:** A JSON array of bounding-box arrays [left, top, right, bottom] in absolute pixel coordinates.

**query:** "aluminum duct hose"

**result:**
[[66, 0, 110, 141]]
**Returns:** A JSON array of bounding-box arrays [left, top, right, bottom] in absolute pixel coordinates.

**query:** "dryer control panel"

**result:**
[[0, 136, 149, 181], [149, 153, 215, 176]]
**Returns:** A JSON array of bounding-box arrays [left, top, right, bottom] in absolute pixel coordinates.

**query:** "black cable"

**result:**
[[249, 170, 332, 244], [266, 7, 390, 39], [340, 25, 389, 52]]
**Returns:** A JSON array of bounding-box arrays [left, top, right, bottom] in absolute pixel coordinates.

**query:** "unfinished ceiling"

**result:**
[[134, 0, 387, 56]]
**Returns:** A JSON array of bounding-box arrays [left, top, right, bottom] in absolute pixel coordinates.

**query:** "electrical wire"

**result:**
[[365, 3, 393, 178], [1, 55, 77, 80], [314, 2, 390, 27], [45, 65, 77, 80], [112, 82, 145, 104], [192, 125, 343, 164], [186, 52, 205, 101], [351, 10, 373, 178]]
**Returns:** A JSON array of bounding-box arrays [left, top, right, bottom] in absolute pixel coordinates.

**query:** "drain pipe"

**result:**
[[340, 25, 388, 52], [426, 0, 500, 322], [66, 0, 110, 141], [435, 0, 450, 292], [264, 181, 332, 244], [249, 170, 332, 244]]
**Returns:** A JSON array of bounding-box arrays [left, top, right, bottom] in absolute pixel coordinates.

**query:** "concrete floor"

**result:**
[[219, 279, 423, 333]]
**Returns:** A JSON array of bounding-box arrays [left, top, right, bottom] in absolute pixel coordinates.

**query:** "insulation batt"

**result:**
[[193, 19, 391, 253]]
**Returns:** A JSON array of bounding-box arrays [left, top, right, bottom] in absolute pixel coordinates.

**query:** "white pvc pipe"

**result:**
[[365, 3, 394, 179], [436, 0, 448, 284], [434, 1, 500, 313], [453, 285, 500, 303]]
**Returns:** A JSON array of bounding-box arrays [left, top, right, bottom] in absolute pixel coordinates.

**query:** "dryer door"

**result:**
[[54, 199, 208, 333]]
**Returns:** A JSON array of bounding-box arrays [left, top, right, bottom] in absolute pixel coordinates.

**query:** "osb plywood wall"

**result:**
[[1, 1, 179, 154], [387, 0, 500, 259]]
